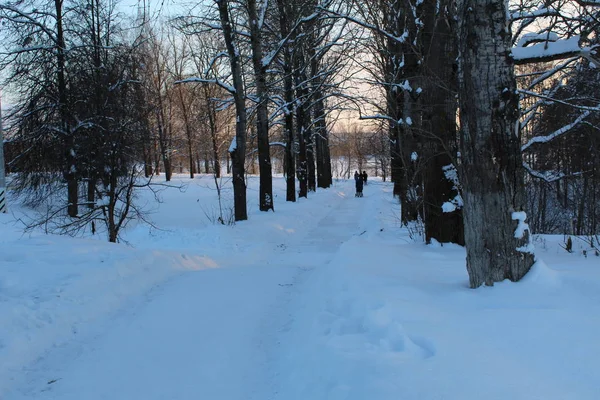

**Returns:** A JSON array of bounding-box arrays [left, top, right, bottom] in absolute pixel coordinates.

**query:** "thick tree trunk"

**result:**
[[294, 68, 309, 198], [296, 104, 309, 199], [248, 0, 274, 212], [217, 0, 247, 221], [390, 124, 403, 198], [282, 63, 296, 202], [421, 0, 464, 245], [457, 0, 534, 287], [0, 93, 6, 214], [313, 94, 331, 189], [423, 154, 464, 245], [276, 0, 296, 202]]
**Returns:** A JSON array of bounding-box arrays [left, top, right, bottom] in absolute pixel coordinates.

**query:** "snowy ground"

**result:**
[[1, 175, 599, 399]]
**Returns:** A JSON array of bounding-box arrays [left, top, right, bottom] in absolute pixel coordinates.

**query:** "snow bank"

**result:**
[[0, 214, 219, 395], [273, 190, 600, 400], [3, 176, 600, 400], [0, 175, 350, 397], [518, 260, 561, 288]]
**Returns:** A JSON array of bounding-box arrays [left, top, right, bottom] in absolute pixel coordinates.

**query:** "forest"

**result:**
[[1, 0, 599, 288]]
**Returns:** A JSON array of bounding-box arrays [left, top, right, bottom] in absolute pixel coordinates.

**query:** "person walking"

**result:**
[[354, 170, 363, 197]]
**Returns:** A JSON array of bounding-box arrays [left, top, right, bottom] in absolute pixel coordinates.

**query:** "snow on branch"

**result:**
[[261, 11, 321, 68], [0, 5, 58, 43], [175, 77, 236, 94], [522, 161, 587, 183], [359, 114, 399, 123], [524, 57, 579, 91], [522, 111, 591, 151], [510, 5, 561, 21], [320, 7, 408, 44], [512, 36, 587, 65], [516, 32, 559, 48]]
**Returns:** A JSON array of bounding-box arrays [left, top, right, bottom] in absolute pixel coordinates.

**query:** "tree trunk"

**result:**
[[275, 0, 297, 202], [204, 153, 210, 174], [212, 137, 221, 178], [421, 0, 464, 245], [457, 0, 534, 287], [0, 92, 6, 214], [390, 124, 403, 198], [296, 106, 308, 199], [217, 0, 247, 221], [156, 114, 171, 181], [312, 80, 331, 188], [87, 178, 95, 210], [55, 0, 78, 217], [143, 139, 152, 177], [248, 0, 274, 212], [176, 86, 195, 179], [306, 125, 316, 192], [107, 169, 118, 243], [205, 87, 222, 179], [295, 68, 309, 198]]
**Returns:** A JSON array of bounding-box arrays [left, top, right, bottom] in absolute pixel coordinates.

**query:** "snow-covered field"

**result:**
[[1, 175, 599, 399]]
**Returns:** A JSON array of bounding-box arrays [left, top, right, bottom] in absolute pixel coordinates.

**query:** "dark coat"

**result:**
[[355, 177, 364, 192]]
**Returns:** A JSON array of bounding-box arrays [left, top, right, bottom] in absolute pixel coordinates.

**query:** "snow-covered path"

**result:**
[[4, 177, 600, 400], [6, 180, 379, 400]]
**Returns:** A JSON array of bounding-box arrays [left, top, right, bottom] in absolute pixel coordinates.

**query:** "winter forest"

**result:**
[[1, 0, 600, 399]]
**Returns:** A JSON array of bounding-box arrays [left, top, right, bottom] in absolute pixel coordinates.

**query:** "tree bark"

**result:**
[[217, 0, 247, 221], [457, 0, 534, 287], [55, 0, 78, 217], [294, 67, 309, 198], [296, 100, 309, 199], [314, 94, 332, 189], [176, 85, 195, 179], [421, 0, 464, 245], [248, 0, 274, 211], [306, 123, 316, 192], [276, 0, 297, 202], [0, 91, 6, 213]]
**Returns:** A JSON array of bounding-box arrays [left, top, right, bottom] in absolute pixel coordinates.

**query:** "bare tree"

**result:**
[[247, 0, 274, 211], [0, 0, 79, 216], [456, 0, 534, 287], [215, 0, 249, 221], [0, 90, 5, 213]]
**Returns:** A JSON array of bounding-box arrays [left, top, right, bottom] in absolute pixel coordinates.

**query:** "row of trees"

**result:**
[[2, 0, 599, 286], [176, 0, 357, 219], [0, 0, 351, 240], [338, 0, 599, 286]]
